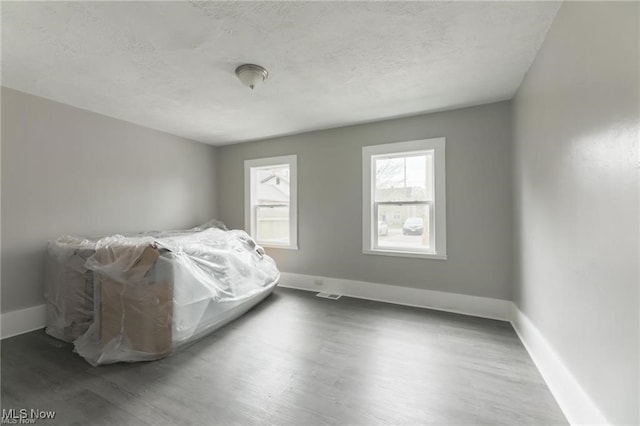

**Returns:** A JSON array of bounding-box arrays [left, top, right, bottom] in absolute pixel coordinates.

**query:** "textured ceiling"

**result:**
[[2, 1, 560, 145]]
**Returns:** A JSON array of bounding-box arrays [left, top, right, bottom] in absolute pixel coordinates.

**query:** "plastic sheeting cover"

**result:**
[[45, 221, 279, 365]]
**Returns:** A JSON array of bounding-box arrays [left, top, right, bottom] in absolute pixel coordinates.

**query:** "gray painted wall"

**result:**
[[513, 2, 639, 424], [218, 102, 513, 300], [1, 87, 218, 313]]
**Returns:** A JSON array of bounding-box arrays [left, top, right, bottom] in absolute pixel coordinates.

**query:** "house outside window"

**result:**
[[244, 155, 298, 249], [362, 138, 447, 259]]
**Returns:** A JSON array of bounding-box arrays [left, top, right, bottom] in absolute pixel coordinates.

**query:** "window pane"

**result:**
[[377, 204, 431, 250], [374, 153, 433, 202], [256, 205, 289, 244], [255, 165, 290, 203], [254, 164, 291, 245]]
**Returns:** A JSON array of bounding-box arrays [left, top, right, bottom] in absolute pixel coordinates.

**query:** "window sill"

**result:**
[[260, 243, 299, 251], [363, 249, 447, 260]]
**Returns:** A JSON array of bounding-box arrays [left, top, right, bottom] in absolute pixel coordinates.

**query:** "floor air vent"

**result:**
[[316, 292, 342, 300]]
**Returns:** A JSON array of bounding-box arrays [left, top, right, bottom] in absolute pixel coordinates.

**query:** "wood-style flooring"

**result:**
[[1, 287, 567, 425]]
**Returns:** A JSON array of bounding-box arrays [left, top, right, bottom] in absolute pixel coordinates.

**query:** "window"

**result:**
[[362, 138, 447, 259], [244, 155, 298, 249]]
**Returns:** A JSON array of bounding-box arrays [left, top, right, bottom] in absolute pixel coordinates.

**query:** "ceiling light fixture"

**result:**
[[235, 64, 269, 90]]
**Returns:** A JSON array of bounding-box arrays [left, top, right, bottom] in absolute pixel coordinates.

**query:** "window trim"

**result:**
[[244, 155, 298, 250], [362, 138, 447, 260]]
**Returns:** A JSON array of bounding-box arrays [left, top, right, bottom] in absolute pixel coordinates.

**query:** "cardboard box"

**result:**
[[97, 245, 173, 355], [100, 278, 173, 355], [45, 251, 94, 341]]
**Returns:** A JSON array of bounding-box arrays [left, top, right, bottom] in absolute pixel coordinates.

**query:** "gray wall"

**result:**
[[513, 2, 639, 424], [218, 101, 513, 300], [1, 87, 218, 313]]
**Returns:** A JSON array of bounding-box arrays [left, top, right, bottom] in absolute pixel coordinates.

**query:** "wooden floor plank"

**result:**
[[1, 287, 567, 425]]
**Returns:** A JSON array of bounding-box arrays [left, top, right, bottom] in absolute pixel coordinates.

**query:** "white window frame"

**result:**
[[362, 138, 447, 260], [244, 155, 298, 250]]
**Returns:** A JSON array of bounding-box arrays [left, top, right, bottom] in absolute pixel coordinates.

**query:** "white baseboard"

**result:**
[[278, 272, 511, 321], [510, 304, 608, 426], [1, 304, 46, 339]]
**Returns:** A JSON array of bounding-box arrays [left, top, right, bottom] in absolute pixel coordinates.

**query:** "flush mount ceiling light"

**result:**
[[235, 64, 269, 90]]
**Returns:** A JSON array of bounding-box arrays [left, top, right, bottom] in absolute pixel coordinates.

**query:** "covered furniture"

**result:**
[[45, 221, 279, 365]]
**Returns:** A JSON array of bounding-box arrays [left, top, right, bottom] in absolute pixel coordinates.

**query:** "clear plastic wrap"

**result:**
[[45, 221, 279, 365]]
